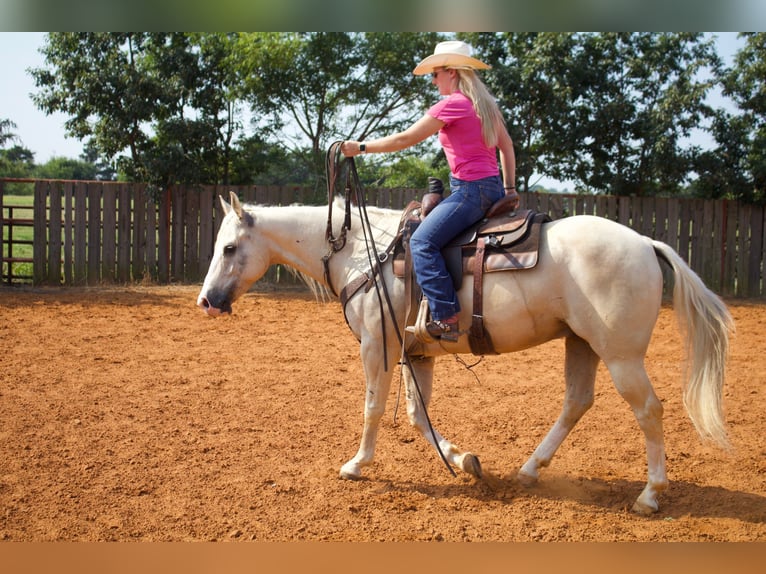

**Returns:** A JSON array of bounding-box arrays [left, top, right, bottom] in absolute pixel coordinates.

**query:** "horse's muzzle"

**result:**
[[197, 293, 233, 317]]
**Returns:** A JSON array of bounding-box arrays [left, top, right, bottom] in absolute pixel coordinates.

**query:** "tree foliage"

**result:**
[[9, 32, 766, 202], [716, 32, 766, 202], [236, 32, 444, 188], [469, 32, 721, 196]]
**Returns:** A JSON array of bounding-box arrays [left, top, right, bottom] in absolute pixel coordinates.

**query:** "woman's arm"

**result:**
[[341, 114, 444, 157], [496, 119, 516, 193]]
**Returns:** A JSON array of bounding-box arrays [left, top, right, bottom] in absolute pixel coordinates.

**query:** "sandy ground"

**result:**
[[0, 284, 764, 542]]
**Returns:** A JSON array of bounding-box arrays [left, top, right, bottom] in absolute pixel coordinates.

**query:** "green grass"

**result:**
[[2, 194, 35, 282]]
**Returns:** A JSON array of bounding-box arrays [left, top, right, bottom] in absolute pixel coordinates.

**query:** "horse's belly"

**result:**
[[456, 271, 572, 353]]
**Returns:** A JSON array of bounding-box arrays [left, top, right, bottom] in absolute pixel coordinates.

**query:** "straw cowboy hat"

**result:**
[[412, 40, 491, 75]]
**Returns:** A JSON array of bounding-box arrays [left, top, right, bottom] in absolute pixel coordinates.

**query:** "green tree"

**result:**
[[0, 144, 35, 179], [1, 119, 35, 182], [34, 156, 97, 181], [719, 32, 766, 203], [466, 32, 579, 193], [689, 110, 752, 200], [0, 118, 18, 148], [471, 33, 720, 196], [30, 33, 244, 187], [235, 32, 444, 196], [575, 33, 720, 196]]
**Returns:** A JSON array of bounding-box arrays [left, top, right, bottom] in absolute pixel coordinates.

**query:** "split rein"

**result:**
[[323, 141, 399, 366], [322, 141, 457, 477]]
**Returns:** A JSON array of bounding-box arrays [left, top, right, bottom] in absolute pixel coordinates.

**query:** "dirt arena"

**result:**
[[0, 284, 764, 542]]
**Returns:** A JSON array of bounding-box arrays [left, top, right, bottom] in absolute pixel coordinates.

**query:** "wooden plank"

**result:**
[[548, 195, 564, 220], [185, 186, 200, 281], [678, 198, 692, 264], [267, 185, 280, 205], [688, 199, 703, 278], [198, 187, 214, 276], [63, 182, 73, 284], [722, 200, 738, 297], [254, 185, 268, 205], [537, 193, 551, 217], [132, 183, 146, 281], [279, 185, 293, 205], [665, 196, 680, 254], [576, 194, 586, 216], [171, 185, 186, 281], [101, 183, 117, 282], [33, 180, 47, 284], [704, 200, 717, 287], [654, 197, 668, 245], [157, 187, 170, 283], [74, 182, 88, 284], [618, 196, 631, 227], [47, 182, 62, 284], [582, 194, 595, 216], [594, 195, 607, 221], [87, 182, 102, 284], [747, 205, 764, 297], [118, 183, 131, 282], [709, 200, 723, 292], [641, 196, 655, 237], [736, 204, 750, 296], [146, 191, 158, 281]]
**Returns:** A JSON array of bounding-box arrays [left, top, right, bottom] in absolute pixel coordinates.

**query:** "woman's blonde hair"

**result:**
[[452, 68, 504, 148]]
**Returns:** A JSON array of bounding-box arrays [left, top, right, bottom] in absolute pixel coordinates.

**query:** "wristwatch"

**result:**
[[359, 143, 366, 154]]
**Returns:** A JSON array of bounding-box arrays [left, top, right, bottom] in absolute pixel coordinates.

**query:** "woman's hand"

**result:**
[[341, 141, 362, 157]]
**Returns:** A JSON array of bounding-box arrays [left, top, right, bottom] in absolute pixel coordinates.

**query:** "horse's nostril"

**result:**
[[199, 296, 210, 309]]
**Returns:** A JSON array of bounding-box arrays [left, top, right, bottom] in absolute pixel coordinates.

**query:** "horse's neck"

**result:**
[[256, 203, 400, 289], [257, 205, 329, 282]]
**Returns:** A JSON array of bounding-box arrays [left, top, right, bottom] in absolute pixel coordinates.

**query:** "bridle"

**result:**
[[322, 141, 353, 298]]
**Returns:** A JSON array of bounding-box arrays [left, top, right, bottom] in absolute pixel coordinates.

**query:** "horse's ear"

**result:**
[[219, 194, 232, 215], [229, 191, 244, 220]]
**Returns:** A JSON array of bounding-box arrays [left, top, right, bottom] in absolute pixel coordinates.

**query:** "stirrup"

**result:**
[[405, 299, 461, 344]]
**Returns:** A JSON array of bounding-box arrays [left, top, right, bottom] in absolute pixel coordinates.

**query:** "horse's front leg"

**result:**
[[339, 336, 396, 480], [403, 355, 482, 479]]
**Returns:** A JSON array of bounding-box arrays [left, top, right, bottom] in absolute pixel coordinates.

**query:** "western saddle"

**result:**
[[394, 181, 551, 356]]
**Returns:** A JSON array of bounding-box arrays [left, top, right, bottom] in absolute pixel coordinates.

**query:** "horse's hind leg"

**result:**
[[403, 355, 482, 478], [518, 335, 599, 485], [606, 358, 667, 515]]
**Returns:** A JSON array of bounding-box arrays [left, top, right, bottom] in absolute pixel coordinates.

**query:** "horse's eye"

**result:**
[[223, 244, 236, 256]]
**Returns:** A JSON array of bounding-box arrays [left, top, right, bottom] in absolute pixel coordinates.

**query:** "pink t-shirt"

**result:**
[[427, 91, 499, 181]]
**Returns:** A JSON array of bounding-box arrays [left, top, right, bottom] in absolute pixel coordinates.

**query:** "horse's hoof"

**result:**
[[339, 462, 362, 481], [516, 470, 538, 487], [462, 453, 482, 479], [631, 498, 659, 515]]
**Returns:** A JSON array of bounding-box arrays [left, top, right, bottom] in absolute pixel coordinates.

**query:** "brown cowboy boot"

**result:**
[[425, 314, 460, 342]]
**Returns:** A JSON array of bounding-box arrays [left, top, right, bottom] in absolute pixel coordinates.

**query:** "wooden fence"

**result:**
[[1, 179, 764, 297]]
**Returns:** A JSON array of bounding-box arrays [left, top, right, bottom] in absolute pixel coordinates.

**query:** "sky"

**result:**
[[0, 32, 748, 190]]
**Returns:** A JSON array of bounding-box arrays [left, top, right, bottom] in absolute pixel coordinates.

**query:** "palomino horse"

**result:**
[[197, 190, 733, 515]]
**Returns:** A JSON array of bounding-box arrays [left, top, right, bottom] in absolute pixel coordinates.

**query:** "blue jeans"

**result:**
[[410, 174, 505, 321]]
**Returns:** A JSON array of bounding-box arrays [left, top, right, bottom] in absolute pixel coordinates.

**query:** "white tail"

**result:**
[[652, 240, 734, 449]]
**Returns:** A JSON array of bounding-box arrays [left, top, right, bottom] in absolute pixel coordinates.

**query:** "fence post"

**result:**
[[33, 180, 47, 284]]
